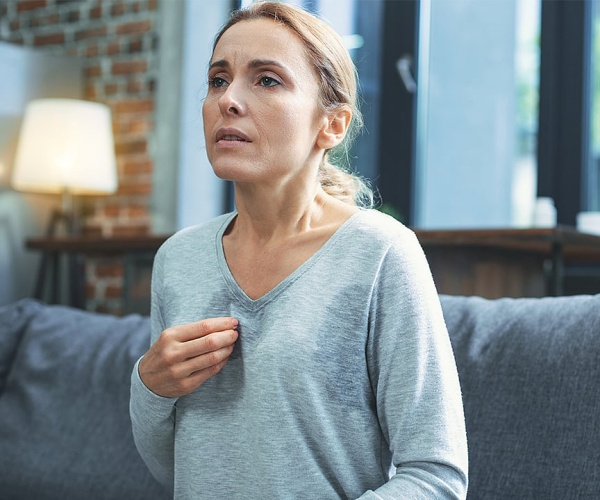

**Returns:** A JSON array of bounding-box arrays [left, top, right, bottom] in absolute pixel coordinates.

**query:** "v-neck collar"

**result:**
[[215, 210, 363, 311]]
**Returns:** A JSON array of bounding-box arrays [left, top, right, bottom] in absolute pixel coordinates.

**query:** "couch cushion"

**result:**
[[440, 294, 600, 500], [0, 302, 169, 500], [0, 299, 43, 395]]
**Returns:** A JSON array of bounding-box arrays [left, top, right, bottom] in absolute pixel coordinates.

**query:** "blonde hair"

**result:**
[[212, 1, 373, 208]]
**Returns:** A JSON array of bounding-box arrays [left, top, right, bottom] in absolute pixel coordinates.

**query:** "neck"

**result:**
[[230, 180, 329, 244]]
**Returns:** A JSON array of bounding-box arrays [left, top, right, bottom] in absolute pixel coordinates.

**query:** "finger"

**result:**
[[184, 328, 238, 360], [180, 343, 236, 378], [185, 357, 231, 390], [144, 354, 232, 398], [164, 317, 238, 342]]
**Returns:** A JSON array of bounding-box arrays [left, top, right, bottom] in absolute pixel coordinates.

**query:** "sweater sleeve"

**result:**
[[130, 360, 177, 489], [129, 243, 178, 490], [361, 230, 468, 499]]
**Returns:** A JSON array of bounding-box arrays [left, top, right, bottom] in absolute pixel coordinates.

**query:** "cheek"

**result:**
[[202, 100, 215, 139], [201, 99, 210, 123], [263, 99, 317, 138]]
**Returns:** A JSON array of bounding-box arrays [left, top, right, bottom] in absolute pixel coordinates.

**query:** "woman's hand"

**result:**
[[138, 317, 239, 398]]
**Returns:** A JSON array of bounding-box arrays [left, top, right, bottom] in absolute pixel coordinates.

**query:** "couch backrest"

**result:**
[[0, 299, 169, 500], [440, 294, 600, 500], [3, 295, 599, 499]]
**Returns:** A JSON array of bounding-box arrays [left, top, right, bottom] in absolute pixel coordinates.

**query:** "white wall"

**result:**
[[177, 0, 230, 230]]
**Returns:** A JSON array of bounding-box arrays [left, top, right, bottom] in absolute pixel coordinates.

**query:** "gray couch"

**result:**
[[0, 294, 599, 499]]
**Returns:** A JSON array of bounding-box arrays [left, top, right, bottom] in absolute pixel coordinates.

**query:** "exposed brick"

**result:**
[[89, 4, 102, 18], [125, 205, 149, 218], [85, 283, 98, 299], [31, 12, 59, 26], [113, 98, 153, 113], [111, 2, 126, 17], [95, 263, 124, 278], [112, 120, 129, 135], [75, 25, 107, 41], [126, 79, 143, 94], [111, 59, 147, 75], [105, 284, 123, 299], [104, 83, 119, 95], [84, 83, 97, 99], [6, 0, 160, 316], [67, 9, 80, 23], [34, 32, 65, 46], [17, 0, 47, 12], [102, 204, 121, 217], [84, 64, 102, 78], [116, 178, 152, 195], [94, 303, 124, 316], [115, 20, 152, 36], [122, 159, 152, 175], [128, 36, 143, 53], [129, 116, 153, 134], [129, 273, 152, 300], [106, 40, 121, 55], [85, 44, 99, 57], [114, 139, 148, 156]]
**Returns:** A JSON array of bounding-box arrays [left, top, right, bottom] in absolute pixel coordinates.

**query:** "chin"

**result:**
[[211, 162, 258, 183]]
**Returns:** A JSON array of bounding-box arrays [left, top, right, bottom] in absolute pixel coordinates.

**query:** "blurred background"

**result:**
[[0, 0, 598, 312]]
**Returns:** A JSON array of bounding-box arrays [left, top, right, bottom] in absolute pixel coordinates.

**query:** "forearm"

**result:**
[[364, 233, 468, 500], [357, 461, 468, 500], [129, 357, 178, 489]]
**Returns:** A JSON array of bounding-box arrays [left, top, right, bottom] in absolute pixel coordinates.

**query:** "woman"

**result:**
[[130, 2, 468, 498]]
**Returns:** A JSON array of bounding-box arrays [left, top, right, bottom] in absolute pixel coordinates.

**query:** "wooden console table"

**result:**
[[414, 226, 600, 298], [26, 234, 170, 310], [26, 227, 600, 307]]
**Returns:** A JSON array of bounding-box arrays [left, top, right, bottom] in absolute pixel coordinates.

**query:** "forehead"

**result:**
[[212, 18, 311, 69]]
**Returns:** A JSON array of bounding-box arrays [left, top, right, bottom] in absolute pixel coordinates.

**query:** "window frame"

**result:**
[[536, 0, 594, 225]]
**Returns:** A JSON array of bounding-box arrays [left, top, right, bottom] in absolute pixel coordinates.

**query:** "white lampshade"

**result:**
[[11, 98, 117, 195]]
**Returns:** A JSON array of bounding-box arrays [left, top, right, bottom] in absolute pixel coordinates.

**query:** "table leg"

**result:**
[[69, 253, 86, 309], [50, 252, 60, 303], [550, 242, 564, 296], [33, 251, 48, 300]]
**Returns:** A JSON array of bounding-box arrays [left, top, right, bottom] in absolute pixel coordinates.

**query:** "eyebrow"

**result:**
[[208, 58, 290, 73]]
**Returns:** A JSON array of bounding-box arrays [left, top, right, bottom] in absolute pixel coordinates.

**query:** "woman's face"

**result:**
[[202, 18, 329, 185]]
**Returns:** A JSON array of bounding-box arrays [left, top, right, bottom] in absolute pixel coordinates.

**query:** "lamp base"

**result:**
[[46, 189, 81, 236], [45, 209, 74, 236]]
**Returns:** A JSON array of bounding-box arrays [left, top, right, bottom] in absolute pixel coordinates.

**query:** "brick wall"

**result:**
[[0, 0, 160, 314]]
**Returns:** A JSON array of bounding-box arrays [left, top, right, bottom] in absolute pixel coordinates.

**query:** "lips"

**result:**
[[216, 128, 251, 143]]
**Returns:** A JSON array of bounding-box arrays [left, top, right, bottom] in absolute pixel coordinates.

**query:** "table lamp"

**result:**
[[11, 98, 117, 235]]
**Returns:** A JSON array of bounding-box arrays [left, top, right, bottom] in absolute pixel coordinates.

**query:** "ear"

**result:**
[[316, 106, 352, 150]]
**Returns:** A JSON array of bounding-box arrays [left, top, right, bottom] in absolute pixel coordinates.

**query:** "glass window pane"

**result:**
[[414, 0, 541, 229], [588, 0, 600, 211]]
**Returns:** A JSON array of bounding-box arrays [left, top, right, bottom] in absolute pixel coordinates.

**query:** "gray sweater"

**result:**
[[130, 210, 468, 499]]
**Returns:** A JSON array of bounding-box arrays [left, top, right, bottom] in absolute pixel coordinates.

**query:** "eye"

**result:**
[[209, 76, 228, 88], [259, 76, 280, 87]]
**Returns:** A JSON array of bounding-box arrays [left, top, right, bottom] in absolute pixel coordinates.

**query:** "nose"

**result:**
[[218, 83, 246, 117]]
